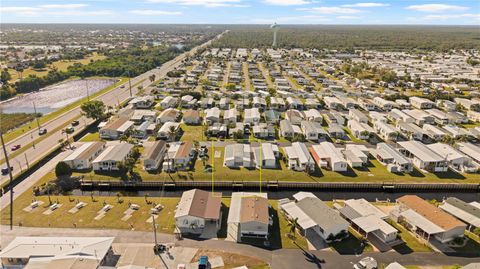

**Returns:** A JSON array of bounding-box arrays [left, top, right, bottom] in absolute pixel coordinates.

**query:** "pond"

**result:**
[[0, 78, 117, 115]]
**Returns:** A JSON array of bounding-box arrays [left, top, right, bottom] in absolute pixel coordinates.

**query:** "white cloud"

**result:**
[[262, 0, 311, 6], [130, 9, 182, 15], [47, 10, 113, 16], [146, 0, 245, 7], [0, 7, 41, 16], [406, 4, 468, 13], [39, 4, 88, 9], [1, 4, 112, 17], [337, 15, 361, 19], [301, 6, 362, 14], [342, 2, 389, 8], [421, 13, 480, 20]]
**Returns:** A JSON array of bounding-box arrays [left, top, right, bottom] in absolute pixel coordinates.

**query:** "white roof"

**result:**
[[400, 209, 444, 235], [376, 143, 410, 165], [439, 202, 480, 228], [344, 199, 387, 219], [457, 142, 480, 162], [385, 262, 406, 269], [280, 201, 317, 230], [471, 201, 480, 210], [64, 142, 100, 162], [244, 108, 260, 119], [427, 143, 469, 162], [0, 236, 113, 261], [352, 215, 397, 235], [205, 107, 220, 119], [93, 143, 133, 163], [397, 140, 444, 162], [293, 192, 317, 202], [311, 142, 346, 164], [260, 143, 275, 160]]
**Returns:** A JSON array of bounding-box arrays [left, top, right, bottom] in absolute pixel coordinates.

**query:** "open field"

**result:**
[[7, 53, 106, 83]]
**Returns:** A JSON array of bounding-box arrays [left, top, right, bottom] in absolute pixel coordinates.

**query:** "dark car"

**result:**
[[11, 144, 21, 151], [1, 166, 13, 175], [71, 120, 80, 126]]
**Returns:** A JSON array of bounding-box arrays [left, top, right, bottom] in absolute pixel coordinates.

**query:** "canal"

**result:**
[[72, 188, 480, 202]]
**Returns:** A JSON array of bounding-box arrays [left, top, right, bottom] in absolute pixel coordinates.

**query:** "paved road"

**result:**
[[0, 33, 223, 185], [1, 225, 478, 269]]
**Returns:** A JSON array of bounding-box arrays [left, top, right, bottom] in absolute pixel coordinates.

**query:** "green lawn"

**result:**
[[329, 227, 373, 254], [273, 201, 308, 250], [386, 220, 433, 253], [72, 145, 480, 184], [79, 132, 102, 142], [0, 170, 178, 232], [7, 53, 106, 83], [180, 124, 205, 142]]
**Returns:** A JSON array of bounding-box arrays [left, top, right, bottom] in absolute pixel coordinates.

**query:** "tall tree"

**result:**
[[81, 100, 106, 121]]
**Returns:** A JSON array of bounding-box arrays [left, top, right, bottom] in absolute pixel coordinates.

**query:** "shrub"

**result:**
[[55, 161, 72, 177]]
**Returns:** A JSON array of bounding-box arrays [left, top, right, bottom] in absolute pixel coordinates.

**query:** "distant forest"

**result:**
[[213, 25, 480, 51]]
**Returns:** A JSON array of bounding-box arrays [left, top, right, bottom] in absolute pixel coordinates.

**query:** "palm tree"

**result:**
[[288, 217, 299, 239], [168, 125, 177, 141], [441, 135, 455, 145], [200, 155, 209, 167]]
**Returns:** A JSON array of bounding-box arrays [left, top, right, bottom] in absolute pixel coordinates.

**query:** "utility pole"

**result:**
[[24, 153, 29, 168], [85, 79, 90, 101], [33, 102, 41, 133], [1, 132, 14, 230], [128, 71, 132, 97], [152, 214, 158, 246]]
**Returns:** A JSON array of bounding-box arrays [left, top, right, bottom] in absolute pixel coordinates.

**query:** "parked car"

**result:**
[[11, 144, 21, 151], [354, 257, 377, 269], [71, 120, 80, 126], [65, 127, 74, 134], [38, 128, 47, 135], [1, 166, 13, 175], [198, 256, 209, 269]]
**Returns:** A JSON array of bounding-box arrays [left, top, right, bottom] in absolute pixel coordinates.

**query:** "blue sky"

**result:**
[[1, 0, 479, 24]]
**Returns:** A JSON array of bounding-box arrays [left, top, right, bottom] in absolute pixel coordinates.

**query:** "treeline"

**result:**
[[67, 46, 179, 78], [212, 26, 480, 51], [1, 46, 181, 99]]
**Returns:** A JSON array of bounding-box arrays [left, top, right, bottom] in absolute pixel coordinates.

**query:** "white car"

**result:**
[[353, 257, 377, 269]]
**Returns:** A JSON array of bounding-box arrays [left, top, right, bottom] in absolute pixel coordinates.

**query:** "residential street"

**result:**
[[1, 225, 478, 269]]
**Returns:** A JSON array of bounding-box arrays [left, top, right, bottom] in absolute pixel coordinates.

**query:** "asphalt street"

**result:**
[[1, 225, 479, 269]]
